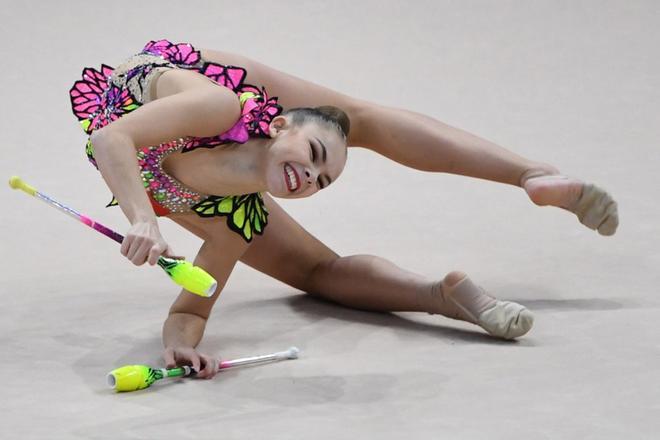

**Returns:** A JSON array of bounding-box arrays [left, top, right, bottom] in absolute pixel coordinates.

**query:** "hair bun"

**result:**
[[314, 106, 351, 138], [282, 106, 351, 139]]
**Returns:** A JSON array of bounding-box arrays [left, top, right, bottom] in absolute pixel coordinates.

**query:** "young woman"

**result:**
[[70, 39, 619, 378]]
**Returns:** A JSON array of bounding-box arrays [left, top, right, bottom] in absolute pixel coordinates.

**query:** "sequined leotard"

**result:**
[[69, 39, 282, 242]]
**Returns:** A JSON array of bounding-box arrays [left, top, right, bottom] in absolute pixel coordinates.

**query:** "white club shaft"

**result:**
[[217, 347, 299, 371]]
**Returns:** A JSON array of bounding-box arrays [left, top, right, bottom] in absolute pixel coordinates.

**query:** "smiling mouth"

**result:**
[[284, 163, 300, 192]]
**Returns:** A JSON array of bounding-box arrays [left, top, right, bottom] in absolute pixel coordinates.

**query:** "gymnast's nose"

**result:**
[[304, 168, 318, 186]]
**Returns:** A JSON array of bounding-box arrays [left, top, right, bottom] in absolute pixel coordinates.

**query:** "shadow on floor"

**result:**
[[490, 282, 634, 311], [519, 298, 625, 311], [69, 287, 636, 393], [230, 293, 518, 346]]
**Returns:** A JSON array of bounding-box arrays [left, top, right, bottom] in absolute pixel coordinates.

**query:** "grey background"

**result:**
[[1, 1, 659, 439]]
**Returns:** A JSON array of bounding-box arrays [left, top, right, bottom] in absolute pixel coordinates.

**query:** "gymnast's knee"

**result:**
[[302, 254, 341, 295]]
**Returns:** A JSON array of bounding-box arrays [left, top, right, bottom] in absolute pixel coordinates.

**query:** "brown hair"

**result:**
[[283, 106, 351, 139]]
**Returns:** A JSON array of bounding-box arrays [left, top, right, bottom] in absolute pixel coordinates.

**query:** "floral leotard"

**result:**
[[69, 39, 282, 242]]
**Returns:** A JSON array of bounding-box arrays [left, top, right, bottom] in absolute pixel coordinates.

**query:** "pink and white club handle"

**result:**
[[217, 346, 300, 372]]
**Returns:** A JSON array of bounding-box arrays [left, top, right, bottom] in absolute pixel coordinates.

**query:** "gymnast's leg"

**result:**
[[199, 48, 618, 235], [200, 47, 555, 183], [237, 195, 532, 339]]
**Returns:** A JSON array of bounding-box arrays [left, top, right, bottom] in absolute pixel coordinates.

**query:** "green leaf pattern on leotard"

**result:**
[[191, 193, 268, 242]]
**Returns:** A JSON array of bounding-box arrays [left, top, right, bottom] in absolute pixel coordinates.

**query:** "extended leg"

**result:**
[[199, 48, 618, 235], [237, 194, 429, 312], [200, 48, 549, 185], [238, 195, 532, 339]]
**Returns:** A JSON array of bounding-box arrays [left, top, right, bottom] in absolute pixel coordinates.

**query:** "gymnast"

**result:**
[[69, 39, 619, 378]]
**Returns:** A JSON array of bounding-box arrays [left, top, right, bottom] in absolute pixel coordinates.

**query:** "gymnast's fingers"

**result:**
[[131, 239, 152, 266], [176, 347, 201, 374], [148, 242, 167, 266], [123, 234, 143, 262], [166, 346, 202, 373], [120, 234, 132, 258], [163, 245, 185, 261], [163, 347, 176, 369], [189, 352, 202, 375], [197, 354, 218, 379]]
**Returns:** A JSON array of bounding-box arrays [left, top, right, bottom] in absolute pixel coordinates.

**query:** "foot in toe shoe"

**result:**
[[443, 277, 534, 339], [477, 301, 534, 340], [571, 183, 619, 236], [523, 175, 619, 236]]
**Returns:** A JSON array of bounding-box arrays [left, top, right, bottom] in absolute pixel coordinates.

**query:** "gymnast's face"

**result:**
[[265, 115, 347, 199]]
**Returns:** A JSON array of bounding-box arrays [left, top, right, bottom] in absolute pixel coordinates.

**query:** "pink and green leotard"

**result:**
[[69, 39, 281, 242]]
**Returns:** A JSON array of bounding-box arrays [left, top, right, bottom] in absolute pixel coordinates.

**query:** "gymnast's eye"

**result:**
[[309, 142, 316, 162]]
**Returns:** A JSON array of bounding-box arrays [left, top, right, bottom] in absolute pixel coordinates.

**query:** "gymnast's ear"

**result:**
[[268, 115, 289, 137]]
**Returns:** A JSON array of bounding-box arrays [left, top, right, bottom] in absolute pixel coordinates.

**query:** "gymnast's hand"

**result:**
[[163, 346, 218, 379], [520, 168, 619, 236], [120, 220, 184, 266]]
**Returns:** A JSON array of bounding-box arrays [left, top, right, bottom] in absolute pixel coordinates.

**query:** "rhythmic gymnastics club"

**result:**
[[8, 176, 217, 297], [107, 346, 300, 392]]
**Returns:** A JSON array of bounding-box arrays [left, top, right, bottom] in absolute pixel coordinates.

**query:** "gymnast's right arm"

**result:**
[[89, 84, 241, 266], [162, 229, 249, 378]]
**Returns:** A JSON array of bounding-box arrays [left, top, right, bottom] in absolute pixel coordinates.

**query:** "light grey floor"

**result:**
[[1, 1, 659, 439]]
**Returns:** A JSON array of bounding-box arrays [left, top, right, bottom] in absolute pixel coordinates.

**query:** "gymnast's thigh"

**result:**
[[239, 194, 339, 292], [199, 48, 367, 143]]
